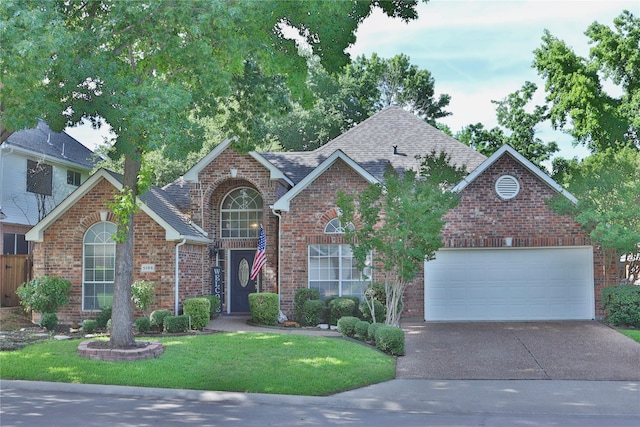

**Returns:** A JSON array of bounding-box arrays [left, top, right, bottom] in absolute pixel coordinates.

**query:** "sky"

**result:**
[[66, 0, 638, 162]]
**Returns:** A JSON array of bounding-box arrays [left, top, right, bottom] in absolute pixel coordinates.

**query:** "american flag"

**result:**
[[250, 225, 266, 280]]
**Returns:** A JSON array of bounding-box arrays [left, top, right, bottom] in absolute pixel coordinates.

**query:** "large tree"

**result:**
[[1, 0, 424, 347], [271, 53, 451, 151], [533, 10, 639, 152], [337, 152, 466, 327], [549, 147, 640, 283], [456, 81, 558, 171]]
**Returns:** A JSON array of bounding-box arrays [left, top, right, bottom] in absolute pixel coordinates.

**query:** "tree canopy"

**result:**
[[270, 53, 451, 151], [1, 0, 425, 347], [455, 81, 559, 171], [533, 10, 639, 152]]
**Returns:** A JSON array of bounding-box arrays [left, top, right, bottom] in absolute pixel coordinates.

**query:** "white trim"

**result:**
[[272, 150, 380, 212], [249, 152, 294, 186], [181, 138, 294, 187], [453, 145, 578, 204]]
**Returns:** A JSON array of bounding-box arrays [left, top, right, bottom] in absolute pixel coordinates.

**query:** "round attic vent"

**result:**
[[495, 175, 520, 199]]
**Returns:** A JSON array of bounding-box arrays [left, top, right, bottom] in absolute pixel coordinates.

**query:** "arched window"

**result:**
[[221, 187, 263, 238], [324, 218, 354, 234], [83, 222, 116, 311]]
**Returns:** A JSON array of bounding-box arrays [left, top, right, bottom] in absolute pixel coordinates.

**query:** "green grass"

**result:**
[[0, 332, 395, 396], [619, 329, 640, 343]]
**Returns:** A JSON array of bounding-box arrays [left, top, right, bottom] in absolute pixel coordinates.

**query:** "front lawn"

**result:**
[[619, 329, 640, 343], [0, 332, 394, 396]]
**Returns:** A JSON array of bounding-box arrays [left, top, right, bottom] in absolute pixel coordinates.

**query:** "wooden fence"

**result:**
[[1, 255, 32, 307]]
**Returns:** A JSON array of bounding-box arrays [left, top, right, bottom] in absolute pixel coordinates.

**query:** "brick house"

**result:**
[[26, 107, 606, 324]]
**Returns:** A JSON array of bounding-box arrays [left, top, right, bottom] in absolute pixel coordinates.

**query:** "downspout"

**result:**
[[271, 208, 282, 312], [174, 238, 187, 315]]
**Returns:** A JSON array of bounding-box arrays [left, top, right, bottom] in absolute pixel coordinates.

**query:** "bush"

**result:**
[[367, 323, 384, 343], [204, 295, 221, 319], [183, 297, 211, 330], [360, 300, 385, 323], [602, 285, 640, 327], [40, 312, 58, 331], [95, 307, 112, 329], [301, 299, 325, 326], [337, 316, 360, 337], [328, 297, 356, 325], [150, 309, 172, 329], [16, 276, 72, 314], [131, 280, 156, 316], [294, 288, 321, 322], [135, 317, 151, 333], [82, 319, 98, 334], [164, 315, 190, 333], [249, 293, 279, 326], [375, 325, 405, 356], [355, 320, 371, 341]]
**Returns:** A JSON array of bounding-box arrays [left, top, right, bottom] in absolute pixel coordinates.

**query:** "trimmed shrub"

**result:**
[[135, 317, 151, 333], [40, 312, 58, 331], [328, 297, 356, 325], [82, 319, 98, 334], [337, 316, 360, 337], [150, 309, 172, 329], [16, 276, 72, 314], [375, 325, 405, 356], [183, 297, 211, 330], [204, 295, 221, 319], [249, 293, 279, 326], [367, 322, 384, 343], [360, 300, 385, 323], [164, 315, 190, 333], [355, 320, 371, 341], [95, 307, 112, 329], [294, 288, 321, 322], [301, 299, 325, 326], [602, 285, 640, 327]]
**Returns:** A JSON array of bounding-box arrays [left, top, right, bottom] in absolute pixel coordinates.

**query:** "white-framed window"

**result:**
[[308, 244, 372, 299], [83, 222, 116, 311], [324, 217, 354, 234], [220, 187, 263, 238]]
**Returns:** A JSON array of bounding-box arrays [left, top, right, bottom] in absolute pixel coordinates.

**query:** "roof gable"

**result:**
[[26, 169, 209, 244], [452, 145, 578, 203], [182, 138, 293, 186], [271, 150, 379, 212]]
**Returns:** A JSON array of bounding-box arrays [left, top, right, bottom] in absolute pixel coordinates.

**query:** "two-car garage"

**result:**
[[424, 247, 595, 321]]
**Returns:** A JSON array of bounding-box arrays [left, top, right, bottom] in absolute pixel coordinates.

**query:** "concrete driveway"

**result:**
[[397, 320, 640, 380]]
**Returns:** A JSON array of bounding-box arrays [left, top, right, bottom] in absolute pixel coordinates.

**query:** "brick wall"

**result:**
[[31, 179, 208, 324], [277, 160, 372, 318]]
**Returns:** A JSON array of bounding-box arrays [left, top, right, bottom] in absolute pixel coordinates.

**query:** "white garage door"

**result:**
[[424, 247, 594, 321]]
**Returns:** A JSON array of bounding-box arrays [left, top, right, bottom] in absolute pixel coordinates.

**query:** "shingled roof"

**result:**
[[3, 120, 97, 169], [261, 107, 486, 183]]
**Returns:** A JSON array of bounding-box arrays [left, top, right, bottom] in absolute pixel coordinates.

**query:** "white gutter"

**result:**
[[271, 207, 282, 312], [174, 238, 187, 315]]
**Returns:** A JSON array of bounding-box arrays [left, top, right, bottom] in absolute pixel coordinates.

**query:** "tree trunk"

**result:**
[[109, 155, 140, 347]]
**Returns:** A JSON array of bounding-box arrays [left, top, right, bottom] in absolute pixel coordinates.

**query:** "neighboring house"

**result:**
[[26, 107, 609, 324], [1, 120, 97, 255], [1, 121, 97, 307]]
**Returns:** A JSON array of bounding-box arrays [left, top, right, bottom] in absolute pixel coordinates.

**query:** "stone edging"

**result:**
[[77, 340, 163, 361]]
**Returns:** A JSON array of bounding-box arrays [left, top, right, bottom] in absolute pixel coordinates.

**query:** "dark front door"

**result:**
[[229, 250, 257, 313]]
